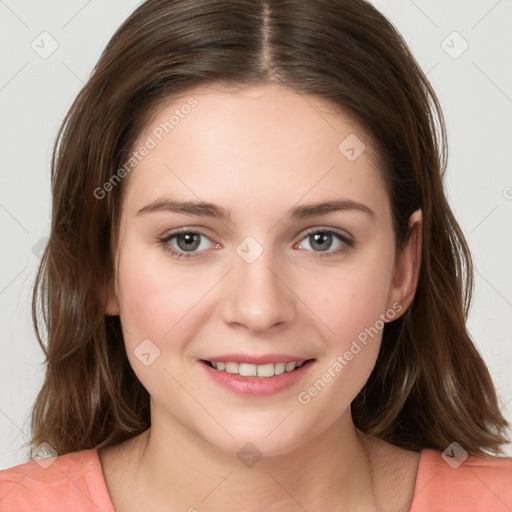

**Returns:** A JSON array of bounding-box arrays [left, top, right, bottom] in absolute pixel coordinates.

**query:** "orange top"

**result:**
[[0, 447, 510, 511]]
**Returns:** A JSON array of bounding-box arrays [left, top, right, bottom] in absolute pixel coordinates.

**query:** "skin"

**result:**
[[100, 83, 422, 512]]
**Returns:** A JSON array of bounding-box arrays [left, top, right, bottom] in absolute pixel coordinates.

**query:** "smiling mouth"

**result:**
[[201, 359, 315, 378]]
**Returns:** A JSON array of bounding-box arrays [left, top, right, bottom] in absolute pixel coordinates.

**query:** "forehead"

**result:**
[[121, 83, 388, 220]]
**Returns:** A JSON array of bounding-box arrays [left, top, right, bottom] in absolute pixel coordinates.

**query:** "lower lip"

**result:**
[[199, 360, 315, 396]]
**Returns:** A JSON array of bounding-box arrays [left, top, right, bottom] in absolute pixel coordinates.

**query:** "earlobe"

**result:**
[[386, 209, 422, 318]]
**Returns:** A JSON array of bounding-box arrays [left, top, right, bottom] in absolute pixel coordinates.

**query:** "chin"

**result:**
[[199, 419, 311, 461]]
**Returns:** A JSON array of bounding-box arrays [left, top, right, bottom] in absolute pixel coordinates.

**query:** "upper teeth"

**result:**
[[210, 361, 304, 377]]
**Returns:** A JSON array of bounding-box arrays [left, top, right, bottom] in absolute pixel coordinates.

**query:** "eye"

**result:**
[[296, 228, 354, 256], [158, 229, 216, 259], [158, 227, 354, 260]]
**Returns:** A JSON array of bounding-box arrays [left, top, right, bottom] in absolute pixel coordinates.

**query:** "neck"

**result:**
[[129, 408, 379, 511]]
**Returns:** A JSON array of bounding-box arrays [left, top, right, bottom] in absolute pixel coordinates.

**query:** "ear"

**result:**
[[386, 209, 422, 317], [105, 277, 120, 316]]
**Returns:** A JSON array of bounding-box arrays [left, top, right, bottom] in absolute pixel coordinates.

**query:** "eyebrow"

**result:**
[[136, 197, 375, 220]]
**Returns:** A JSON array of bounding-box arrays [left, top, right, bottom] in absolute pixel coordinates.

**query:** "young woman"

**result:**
[[1, 1, 510, 511]]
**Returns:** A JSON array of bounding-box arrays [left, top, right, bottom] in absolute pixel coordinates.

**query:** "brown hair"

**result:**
[[28, 0, 510, 459]]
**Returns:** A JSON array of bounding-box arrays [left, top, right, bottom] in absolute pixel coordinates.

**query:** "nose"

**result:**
[[221, 242, 297, 334]]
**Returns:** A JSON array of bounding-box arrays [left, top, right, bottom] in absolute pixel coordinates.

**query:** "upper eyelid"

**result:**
[[300, 226, 353, 240]]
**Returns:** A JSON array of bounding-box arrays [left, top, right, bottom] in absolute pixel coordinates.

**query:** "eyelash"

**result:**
[[158, 227, 354, 260]]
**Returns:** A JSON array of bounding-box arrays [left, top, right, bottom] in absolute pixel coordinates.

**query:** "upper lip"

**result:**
[[201, 354, 313, 365]]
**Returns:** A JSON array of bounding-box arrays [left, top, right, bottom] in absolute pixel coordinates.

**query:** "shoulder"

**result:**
[[410, 448, 512, 512], [0, 448, 114, 512]]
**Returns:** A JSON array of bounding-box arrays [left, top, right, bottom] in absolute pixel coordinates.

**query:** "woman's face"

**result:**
[[108, 83, 415, 457]]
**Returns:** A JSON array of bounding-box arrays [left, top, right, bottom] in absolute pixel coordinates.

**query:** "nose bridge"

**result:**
[[222, 234, 295, 333]]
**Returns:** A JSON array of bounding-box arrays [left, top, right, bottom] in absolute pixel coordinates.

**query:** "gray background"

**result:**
[[1, 0, 511, 469]]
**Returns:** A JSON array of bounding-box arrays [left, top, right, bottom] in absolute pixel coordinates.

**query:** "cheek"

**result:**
[[311, 251, 395, 347], [295, 268, 391, 428], [114, 248, 207, 393], [114, 247, 200, 344], [298, 242, 395, 402]]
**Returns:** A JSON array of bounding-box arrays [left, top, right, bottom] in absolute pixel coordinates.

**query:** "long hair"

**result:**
[[28, 0, 510, 459]]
